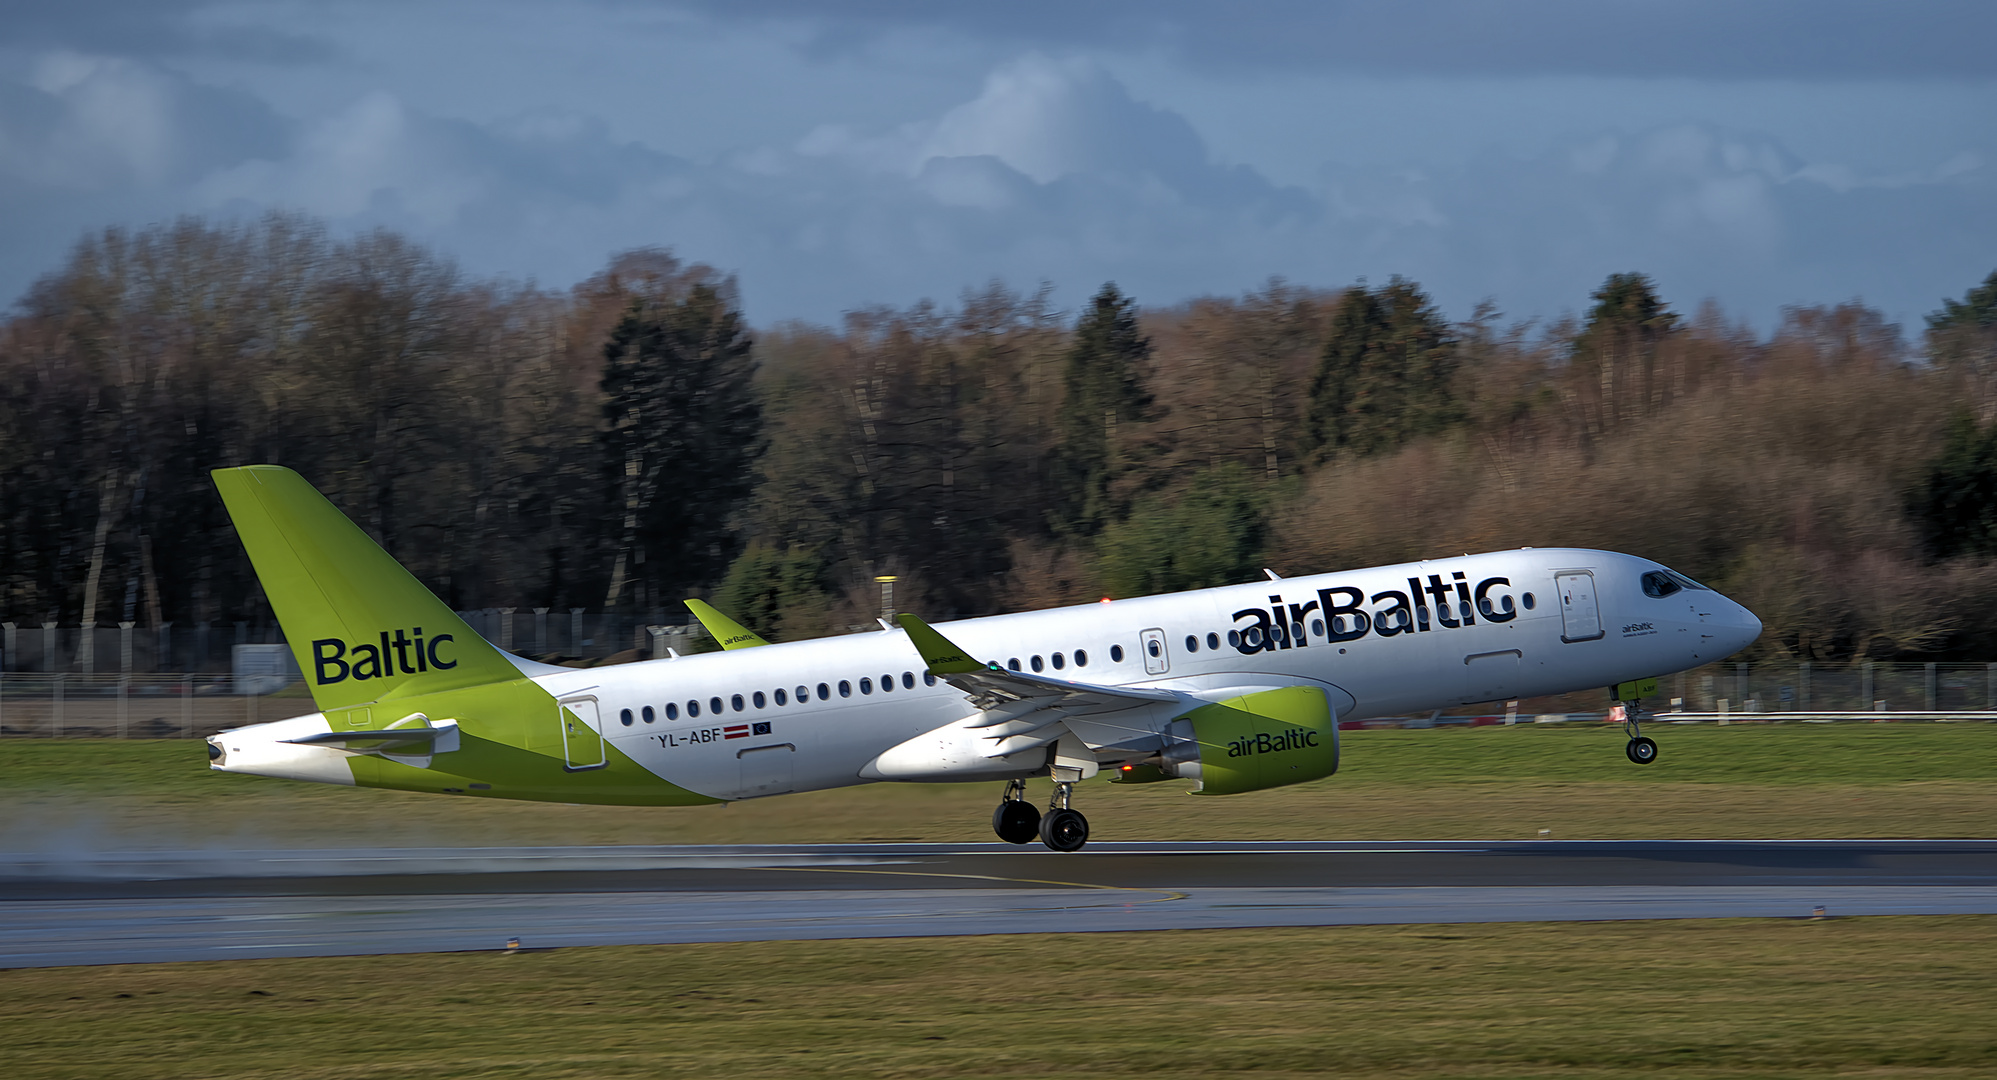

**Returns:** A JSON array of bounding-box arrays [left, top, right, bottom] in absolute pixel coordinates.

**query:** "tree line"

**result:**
[[3, 211, 1995, 664]]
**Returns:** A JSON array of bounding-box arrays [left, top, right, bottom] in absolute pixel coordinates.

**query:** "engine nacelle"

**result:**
[[1165, 685, 1339, 796]]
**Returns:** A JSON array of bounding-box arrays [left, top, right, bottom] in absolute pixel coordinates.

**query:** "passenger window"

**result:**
[[797, 685, 810, 702], [1184, 635, 1198, 653], [710, 696, 723, 714], [731, 694, 745, 712], [879, 674, 893, 693], [1074, 650, 1087, 667], [1523, 593, 1537, 610], [1109, 645, 1124, 662], [839, 680, 852, 698], [923, 672, 937, 686], [819, 682, 832, 700], [642, 705, 655, 724], [902, 671, 915, 688], [1244, 627, 1263, 647], [1310, 620, 1323, 638], [1008, 658, 1021, 671], [1030, 655, 1044, 672], [665, 702, 679, 720], [1051, 653, 1065, 670], [775, 688, 788, 706], [1147, 639, 1162, 657], [1227, 630, 1240, 647], [687, 700, 700, 718], [1641, 570, 1682, 599], [860, 677, 873, 695], [753, 691, 766, 708], [619, 708, 633, 727]]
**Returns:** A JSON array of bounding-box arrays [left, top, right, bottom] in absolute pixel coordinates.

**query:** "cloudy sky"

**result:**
[[1, 0, 1992, 329]]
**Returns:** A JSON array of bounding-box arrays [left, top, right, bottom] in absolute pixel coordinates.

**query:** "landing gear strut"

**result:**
[[1620, 700, 1658, 765], [991, 778, 1041, 844], [1038, 779, 1090, 852]]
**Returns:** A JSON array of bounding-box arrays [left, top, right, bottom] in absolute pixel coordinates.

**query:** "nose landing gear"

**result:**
[[1618, 700, 1659, 765]]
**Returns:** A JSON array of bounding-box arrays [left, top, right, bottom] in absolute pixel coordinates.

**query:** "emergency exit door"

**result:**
[[559, 696, 606, 770], [1555, 571, 1603, 642]]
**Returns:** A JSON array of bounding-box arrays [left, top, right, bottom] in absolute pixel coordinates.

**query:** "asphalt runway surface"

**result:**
[[5, 840, 1995, 968]]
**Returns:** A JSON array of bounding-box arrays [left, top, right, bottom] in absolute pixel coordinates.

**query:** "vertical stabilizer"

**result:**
[[213, 465, 519, 711]]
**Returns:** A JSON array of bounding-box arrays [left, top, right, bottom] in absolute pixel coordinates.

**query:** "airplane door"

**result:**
[[1555, 571, 1604, 643], [1140, 628, 1170, 675], [559, 697, 607, 770]]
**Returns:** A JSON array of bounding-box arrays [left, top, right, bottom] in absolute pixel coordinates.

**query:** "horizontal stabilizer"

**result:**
[[283, 716, 459, 753], [685, 599, 770, 650]]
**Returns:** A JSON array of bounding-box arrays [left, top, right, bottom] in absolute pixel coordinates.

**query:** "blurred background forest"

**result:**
[[4, 212, 1997, 666]]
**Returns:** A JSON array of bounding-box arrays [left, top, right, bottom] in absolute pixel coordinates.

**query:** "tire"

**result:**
[[1627, 736, 1658, 765], [993, 800, 1041, 845], [1039, 807, 1090, 852]]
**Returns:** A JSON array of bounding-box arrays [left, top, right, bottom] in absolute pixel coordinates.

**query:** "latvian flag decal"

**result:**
[[723, 725, 750, 740]]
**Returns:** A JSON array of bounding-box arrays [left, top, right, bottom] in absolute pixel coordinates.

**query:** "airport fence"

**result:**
[[0, 610, 705, 676]]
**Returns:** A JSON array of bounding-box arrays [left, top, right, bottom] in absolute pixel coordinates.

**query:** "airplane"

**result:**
[[206, 465, 1762, 851]]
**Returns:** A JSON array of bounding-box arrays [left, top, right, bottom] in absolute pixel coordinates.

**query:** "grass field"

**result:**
[[1, 918, 1993, 1078], [2, 722, 1994, 848]]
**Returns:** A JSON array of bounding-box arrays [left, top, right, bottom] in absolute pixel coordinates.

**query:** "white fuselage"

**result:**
[[522, 548, 1760, 801]]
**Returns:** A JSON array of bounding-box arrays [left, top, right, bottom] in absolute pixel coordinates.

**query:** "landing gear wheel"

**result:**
[[993, 799, 1041, 844], [1626, 736, 1658, 765], [1039, 807, 1090, 852]]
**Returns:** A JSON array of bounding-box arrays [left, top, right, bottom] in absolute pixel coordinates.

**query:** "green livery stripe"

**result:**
[[685, 599, 770, 650], [213, 466, 520, 711], [894, 614, 985, 674], [346, 682, 720, 805]]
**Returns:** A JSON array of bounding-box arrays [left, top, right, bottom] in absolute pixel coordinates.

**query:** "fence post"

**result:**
[[1926, 662, 1937, 712], [79, 622, 96, 674], [534, 608, 549, 654], [1799, 661, 1811, 712], [2, 621, 13, 672], [53, 673, 63, 738], [183, 672, 193, 738], [499, 608, 516, 651], [570, 609, 585, 652], [157, 621, 172, 672], [119, 621, 134, 674], [1862, 662, 1874, 710], [42, 621, 57, 673]]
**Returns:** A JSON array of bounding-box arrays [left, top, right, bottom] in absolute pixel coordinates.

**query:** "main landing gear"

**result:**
[[1620, 700, 1659, 765], [992, 779, 1041, 844], [990, 777, 1091, 852]]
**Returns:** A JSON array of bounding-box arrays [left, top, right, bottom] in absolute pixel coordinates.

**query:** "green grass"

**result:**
[[3, 918, 1994, 1078], [2, 722, 1994, 847]]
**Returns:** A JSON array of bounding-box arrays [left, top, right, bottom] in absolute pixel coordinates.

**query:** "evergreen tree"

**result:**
[[713, 542, 832, 642], [1569, 271, 1678, 431], [1927, 269, 1997, 376], [1050, 283, 1154, 535], [600, 284, 762, 609], [1305, 276, 1457, 458], [1912, 411, 1997, 559], [1097, 463, 1267, 597]]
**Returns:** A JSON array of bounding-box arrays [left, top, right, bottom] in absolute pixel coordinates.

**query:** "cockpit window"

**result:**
[[1665, 569, 1709, 591], [1640, 570, 1682, 599]]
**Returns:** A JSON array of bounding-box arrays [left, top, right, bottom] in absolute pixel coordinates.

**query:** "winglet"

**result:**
[[895, 614, 985, 674], [684, 599, 770, 650]]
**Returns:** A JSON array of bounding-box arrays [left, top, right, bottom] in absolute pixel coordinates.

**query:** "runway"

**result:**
[[4, 840, 1995, 968]]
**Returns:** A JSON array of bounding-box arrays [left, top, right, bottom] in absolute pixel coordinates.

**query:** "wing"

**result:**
[[895, 614, 1186, 759]]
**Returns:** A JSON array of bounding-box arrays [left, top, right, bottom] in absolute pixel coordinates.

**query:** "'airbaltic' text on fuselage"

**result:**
[[312, 629, 457, 684], [1232, 575, 1517, 654]]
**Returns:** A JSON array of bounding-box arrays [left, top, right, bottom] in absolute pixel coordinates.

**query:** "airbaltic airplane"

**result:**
[[208, 466, 1760, 851]]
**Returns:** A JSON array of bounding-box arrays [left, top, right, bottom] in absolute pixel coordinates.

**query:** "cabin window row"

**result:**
[[1003, 649, 1093, 673], [618, 670, 939, 725]]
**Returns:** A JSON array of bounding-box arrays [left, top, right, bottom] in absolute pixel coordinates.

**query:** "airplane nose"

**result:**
[[1729, 601, 1763, 652]]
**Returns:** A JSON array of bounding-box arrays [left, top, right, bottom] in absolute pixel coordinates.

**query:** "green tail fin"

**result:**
[[684, 599, 770, 650], [213, 465, 520, 711]]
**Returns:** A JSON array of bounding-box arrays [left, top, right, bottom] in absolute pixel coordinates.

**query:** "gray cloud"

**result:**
[[0, 0, 335, 62], [673, 0, 1997, 81]]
